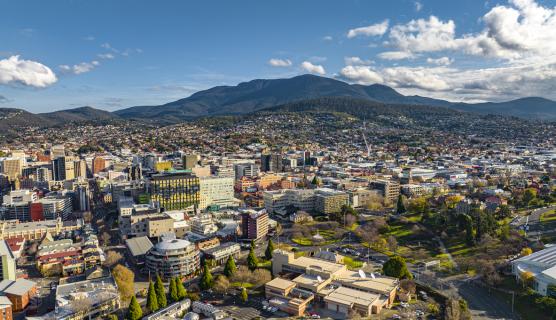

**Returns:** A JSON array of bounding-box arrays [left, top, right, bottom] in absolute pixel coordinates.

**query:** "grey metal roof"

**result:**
[[126, 236, 154, 257], [0, 278, 36, 296]]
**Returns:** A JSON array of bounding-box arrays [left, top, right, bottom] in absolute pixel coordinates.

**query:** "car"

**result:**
[[311, 314, 321, 319], [270, 307, 278, 312], [391, 314, 401, 319]]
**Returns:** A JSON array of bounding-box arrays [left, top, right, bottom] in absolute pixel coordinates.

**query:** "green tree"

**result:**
[[200, 262, 214, 290], [127, 295, 143, 320], [396, 195, 406, 214], [176, 277, 187, 300], [265, 239, 275, 260], [383, 256, 412, 279], [247, 245, 259, 271], [169, 277, 179, 302], [224, 255, 237, 277], [154, 274, 167, 308], [241, 287, 248, 303], [113, 264, 135, 302], [146, 280, 159, 312]]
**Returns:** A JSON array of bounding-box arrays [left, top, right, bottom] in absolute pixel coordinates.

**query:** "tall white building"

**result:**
[[199, 176, 236, 210]]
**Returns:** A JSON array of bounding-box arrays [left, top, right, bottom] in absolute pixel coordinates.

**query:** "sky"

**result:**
[[1, 0, 556, 113]]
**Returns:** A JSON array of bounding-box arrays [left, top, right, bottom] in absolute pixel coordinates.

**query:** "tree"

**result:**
[[523, 188, 537, 206], [383, 256, 412, 279], [126, 296, 142, 320], [387, 235, 398, 253], [100, 231, 111, 247], [265, 239, 275, 260], [399, 279, 416, 295], [224, 255, 237, 277], [213, 275, 230, 294], [247, 245, 259, 271], [103, 250, 123, 269], [146, 280, 159, 312], [396, 195, 406, 214], [169, 277, 179, 302], [176, 277, 187, 300], [200, 262, 214, 290], [113, 264, 135, 302], [521, 247, 533, 256], [154, 274, 167, 308], [241, 287, 248, 303], [521, 271, 534, 288]]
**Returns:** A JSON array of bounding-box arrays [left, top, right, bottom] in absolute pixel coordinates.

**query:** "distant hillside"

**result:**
[[452, 97, 556, 119], [40, 106, 119, 123], [114, 74, 556, 121], [0, 106, 119, 135]]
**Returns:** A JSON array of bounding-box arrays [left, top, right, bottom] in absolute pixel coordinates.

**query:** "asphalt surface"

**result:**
[[456, 280, 517, 320]]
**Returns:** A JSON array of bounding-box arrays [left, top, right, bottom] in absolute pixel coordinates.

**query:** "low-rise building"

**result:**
[[202, 242, 240, 265], [145, 234, 200, 280]]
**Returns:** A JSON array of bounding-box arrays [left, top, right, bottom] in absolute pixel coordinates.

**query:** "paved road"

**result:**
[[456, 280, 517, 320]]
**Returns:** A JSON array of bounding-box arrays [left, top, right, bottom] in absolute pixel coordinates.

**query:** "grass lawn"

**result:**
[[230, 282, 254, 289], [291, 229, 341, 246], [343, 256, 364, 270], [257, 260, 271, 268], [540, 209, 556, 223]]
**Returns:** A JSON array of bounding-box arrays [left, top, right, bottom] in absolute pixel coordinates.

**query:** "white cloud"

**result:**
[[301, 61, 326, 75], [384, 1, 556, 61], [97, 53, 115, 59], [414, 1, 423, 12], [83, 35, 95, 41], [377, 51, 415, 60], [344, 56, 373, 66], [0, 55, 57, 88], [268, 58, 292, 67], [339, 65, 383, 84], [347, 20, 389, 38], [323, 35, 333, 41], [426, 57, 454, 66], [386, 16, 458, 53], [59, 61, 100, 75]]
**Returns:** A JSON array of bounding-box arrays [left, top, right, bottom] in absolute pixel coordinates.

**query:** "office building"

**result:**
[[183, 154, 199, 170], [145, 234, 200, 279], [1, 159, 24, 182], [314, 188, 350, 214], [199, 176, 235, 210], [148, 171, 200, 211], [73, 159, 87, 178], [190, 213, 217, 236], [260, 154, 271, 172], [1, 190, 38, 221], [0, 241, 16, 281], [234, 163, 259, 180], [370, 180, 400, 203], [37, 195, 73, 220], [92, 157, 106, 174], [240, 209, 269, 241]]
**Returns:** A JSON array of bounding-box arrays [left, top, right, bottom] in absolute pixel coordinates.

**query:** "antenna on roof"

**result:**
[[370, 272, 376, 279], [317, 275, 323, 283], [358, 269, 366, 279]]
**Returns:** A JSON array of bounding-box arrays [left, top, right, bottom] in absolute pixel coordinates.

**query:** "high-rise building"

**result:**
[[234, 163, 259, 180], [0, 240, 16, 281], [240, 209, 269, 241], [50, 145, 66, 159], [1, 190, 38, 221], [73, 159, 87, 178], [145, 233, 200, 280], [130, 163, 142, 180], [147, 171, 200, 211], [370, 180, 400, 203], [199, 176, 236, 210], [183, 154, 199, 170], [52, 156, 76, 181], [1, 158, 24, 181], [92, 156, 106, 174], [270, 154, 284, 173], [260, 154, 271, 172]]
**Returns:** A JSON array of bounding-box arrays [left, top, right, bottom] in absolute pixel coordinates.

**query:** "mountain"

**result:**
[[0, 106, 119, 135], [115, 74, 556, 122], [451, 97, 556, 119], [40, 106, 119, 123]]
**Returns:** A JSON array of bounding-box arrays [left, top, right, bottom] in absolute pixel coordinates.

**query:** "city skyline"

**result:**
[[1, 0, 556, 112]]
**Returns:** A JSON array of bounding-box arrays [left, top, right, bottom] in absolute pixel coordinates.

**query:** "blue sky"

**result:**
[[1, 0, 556, 112]]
